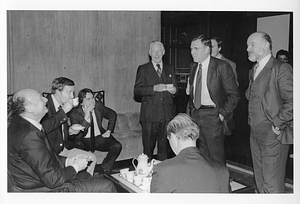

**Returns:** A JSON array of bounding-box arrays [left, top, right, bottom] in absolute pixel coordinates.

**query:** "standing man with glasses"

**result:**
[[245, 32, 293, 193], [134, 41, 178, 161], [187, 35, 240, 165]]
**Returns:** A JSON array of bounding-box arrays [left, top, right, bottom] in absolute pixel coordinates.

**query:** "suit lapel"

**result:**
[[206, 57, 215, 88], [189, 62, 198, 98], [259, 57, 273, 94]]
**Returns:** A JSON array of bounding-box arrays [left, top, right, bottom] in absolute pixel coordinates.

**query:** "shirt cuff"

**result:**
[[71, 163, 79, 173]]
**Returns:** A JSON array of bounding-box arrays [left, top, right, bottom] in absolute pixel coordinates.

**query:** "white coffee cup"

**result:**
[[133, 175, 143, 186], [125, 171, 134, 182], [119, 168, 129, 178]]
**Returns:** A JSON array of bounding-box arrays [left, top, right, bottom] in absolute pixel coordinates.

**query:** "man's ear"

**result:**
[[25, 103, 34, 113], [219, 47, 222, 53]]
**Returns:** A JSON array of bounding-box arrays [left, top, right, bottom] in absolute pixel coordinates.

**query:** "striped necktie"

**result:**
[[253, 63, 259, 80], [156, 64, 162, 77]]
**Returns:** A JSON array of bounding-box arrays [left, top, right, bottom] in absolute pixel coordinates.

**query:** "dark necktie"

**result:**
[[194, 63, 202, 109], [156, 64, 162, 77], [90, 111, 95, 152]]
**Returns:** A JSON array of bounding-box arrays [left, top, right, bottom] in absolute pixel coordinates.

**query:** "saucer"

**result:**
[[72, 126, 85, 131]]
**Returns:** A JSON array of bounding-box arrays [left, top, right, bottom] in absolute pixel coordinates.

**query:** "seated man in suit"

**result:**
[[68, 88, 122, 174], [41, 77, 97, 177], [8, 88, 116, 192], [150, 113, 230, 193]]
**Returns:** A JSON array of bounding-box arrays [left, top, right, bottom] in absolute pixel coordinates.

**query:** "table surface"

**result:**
[[109, 171, 150, 193], [108, 171, 249, 193]]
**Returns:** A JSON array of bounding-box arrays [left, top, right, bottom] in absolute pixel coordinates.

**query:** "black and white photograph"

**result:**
[[1, 0, 299, 204]]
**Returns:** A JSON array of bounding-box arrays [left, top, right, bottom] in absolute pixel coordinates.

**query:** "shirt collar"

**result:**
[[201, 55, 210, 69], [257, 54, 271, 69], [21, 116, 43, 131], [151, 61, 162, 70], [51, 94, 61, 111]]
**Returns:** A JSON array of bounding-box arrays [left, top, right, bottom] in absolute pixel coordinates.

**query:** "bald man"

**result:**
[[246, 32, 293, 193], [8, 88, 116, 192]]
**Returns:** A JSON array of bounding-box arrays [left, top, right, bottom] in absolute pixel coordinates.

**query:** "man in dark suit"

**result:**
[[211, 36, 239, 86], [8, 88, 116, 192], [245, 32, 293, 193], [187, 35, 240, 165], [150, 113, 229, 193], [68, 88, 122, 174], [41, 77, 97, 177], [134, 41, 178, 161]]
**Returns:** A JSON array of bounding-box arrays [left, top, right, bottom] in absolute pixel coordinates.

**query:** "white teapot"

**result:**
[[132, 153, 153, 176]]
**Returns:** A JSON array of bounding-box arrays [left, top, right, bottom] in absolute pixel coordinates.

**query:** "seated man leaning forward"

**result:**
[[7, 88, 116, 192], [68, 88, 122, 175], [150, 113, 230, 193]]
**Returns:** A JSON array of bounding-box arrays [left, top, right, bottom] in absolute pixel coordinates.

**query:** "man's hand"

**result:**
[[62, 100, 73, 113], [69, 124, 84, 135], [166, 85, 177, 95], [272, 125, 281, 135], [102, 130, 111, 138], [153, 84, 167, 92]]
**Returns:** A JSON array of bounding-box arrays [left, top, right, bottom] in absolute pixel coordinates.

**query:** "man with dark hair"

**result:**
[[41, 77, 97, 177], [150, 113, 229, 193], [134, 41, 178, 161], [187, 35, 240, 165], [275, 49, 290, 63], [8, 88, 116, 192], [246, 32, 293, 193], [68, 88, 122, 174], [211, 37, 238, 86]]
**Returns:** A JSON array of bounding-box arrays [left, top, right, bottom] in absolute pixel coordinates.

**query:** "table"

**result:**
[[106, 171, 252, 193], [106, 171, 150, 193]]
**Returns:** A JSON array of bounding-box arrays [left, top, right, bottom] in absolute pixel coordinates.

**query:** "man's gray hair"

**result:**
[[167, 113, 199, 141], [149, 41, 165, 52]]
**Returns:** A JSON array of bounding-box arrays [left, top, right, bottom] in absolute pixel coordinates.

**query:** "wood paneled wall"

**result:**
[[7, 10, 161, 113]]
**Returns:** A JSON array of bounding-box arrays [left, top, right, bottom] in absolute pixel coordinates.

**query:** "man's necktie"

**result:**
[[90, 111, 95, 152], [194, 64, 202, 109], [253, 63, 259, 80], [156, 64, 162, 77]]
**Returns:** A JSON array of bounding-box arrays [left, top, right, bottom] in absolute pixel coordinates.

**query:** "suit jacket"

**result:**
[[41, 94, 71, 154], [220, 54, 239, 86], [246, 57, 293, 144], [68, 101, 117, 141], [150, 147, 229, 193], [188, 57, 240, 133], [8, 115, 76, 189], [134, 62, 178, 122]]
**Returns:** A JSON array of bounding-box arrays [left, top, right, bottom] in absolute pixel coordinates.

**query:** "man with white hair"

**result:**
[[150, 113, 229, 193], [134, 41, 178, 161]]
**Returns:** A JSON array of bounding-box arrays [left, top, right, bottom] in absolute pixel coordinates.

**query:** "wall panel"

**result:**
[[7, 10, 161, 113]]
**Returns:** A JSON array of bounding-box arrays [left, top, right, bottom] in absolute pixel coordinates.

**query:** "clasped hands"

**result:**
[[153, 83, 176, 94], [66, 154, 93, 172]]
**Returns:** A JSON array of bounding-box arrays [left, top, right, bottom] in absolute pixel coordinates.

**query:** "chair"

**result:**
[[7, 169, 71, 192], [7, 94, 14, 127]]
